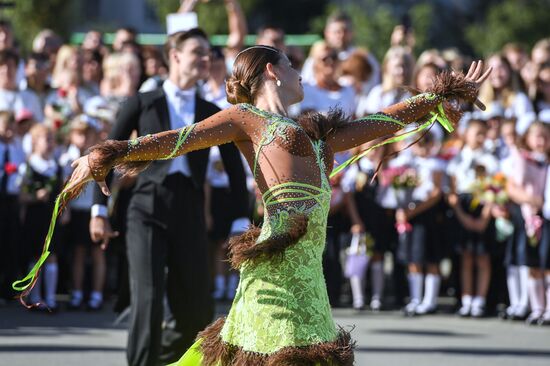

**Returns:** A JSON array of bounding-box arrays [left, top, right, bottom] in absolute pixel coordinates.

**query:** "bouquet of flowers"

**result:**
[[469, 171, 508, 209], [381, 166, 419, 190], [470, 172, 514, 241]]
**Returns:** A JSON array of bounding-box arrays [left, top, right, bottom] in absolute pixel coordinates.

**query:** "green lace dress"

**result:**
[[172, 104, 353, 365]]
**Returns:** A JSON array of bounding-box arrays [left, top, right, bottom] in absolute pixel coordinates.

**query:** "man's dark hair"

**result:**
[[0, 49, 19, 66], [163, 28, 209, 64], [326, 12, 352, 28]]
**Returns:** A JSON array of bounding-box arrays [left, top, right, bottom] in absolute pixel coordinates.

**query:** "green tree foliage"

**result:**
[[408, 2, 433, 55], [466, 0, 550, 57], [2, 0, 75, 52]]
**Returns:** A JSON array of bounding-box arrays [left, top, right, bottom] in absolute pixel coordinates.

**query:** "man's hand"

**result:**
[[90, 216, 119, 250]]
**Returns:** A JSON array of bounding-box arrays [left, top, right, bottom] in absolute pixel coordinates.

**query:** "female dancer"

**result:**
[[63, 46, 489, 365]]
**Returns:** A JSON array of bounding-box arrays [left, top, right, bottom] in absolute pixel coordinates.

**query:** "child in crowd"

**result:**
[[447, 119, 499, 317], [500, 119, 530, 320], [0, 111, 25, 303], [20, 124, 62, 310], [391, 133, 446, 316], [59, 115, 104, 310], [342, 144, 389, 310], [506, 122, 550, 324]]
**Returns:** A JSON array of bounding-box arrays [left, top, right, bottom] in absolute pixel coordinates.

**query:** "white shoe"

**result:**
[[512, 305, 529, 319], [370, 298, 382, 312], [538, 310, 550, 325], [470, 305, 485, 318], [526, 311, 543, 325], [404, 300, 419, 316], [415, 302, 437, 315], [457, 304, 471, 317]]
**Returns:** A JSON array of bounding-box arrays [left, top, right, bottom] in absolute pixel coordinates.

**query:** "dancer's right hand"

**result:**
[[90, 216, 119, 250], [67, 155, 111, 197]]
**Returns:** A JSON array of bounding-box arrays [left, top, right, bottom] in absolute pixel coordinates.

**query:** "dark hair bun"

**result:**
[[226, 76, 253, 105]]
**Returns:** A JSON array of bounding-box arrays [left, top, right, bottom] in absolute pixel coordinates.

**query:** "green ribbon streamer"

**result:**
[[330, 104, 454, 178], [12, 190, 68, 292]]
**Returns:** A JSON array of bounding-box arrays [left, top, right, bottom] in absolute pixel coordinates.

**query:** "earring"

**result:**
[[276, 79, 282, 87]]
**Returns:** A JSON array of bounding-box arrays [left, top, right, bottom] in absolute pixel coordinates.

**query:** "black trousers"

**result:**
[[125, 174, 214, 366]]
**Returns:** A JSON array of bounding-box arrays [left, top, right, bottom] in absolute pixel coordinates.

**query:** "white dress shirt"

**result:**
[[164, 80, 195, 177]]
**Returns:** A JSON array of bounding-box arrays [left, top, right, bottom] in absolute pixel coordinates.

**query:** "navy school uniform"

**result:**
[[20, 155, 63, 263]]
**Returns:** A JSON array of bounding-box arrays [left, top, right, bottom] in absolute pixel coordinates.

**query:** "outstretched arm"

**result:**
[[67, 105, 249, 196], [326, 61, 491, 153]]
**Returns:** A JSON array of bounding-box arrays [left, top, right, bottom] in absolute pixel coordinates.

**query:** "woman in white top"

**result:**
[[356, 46, 414, 117], [45, 46, 95, 123], [297, 42, 356, 116], [478, 54, 534, 133]]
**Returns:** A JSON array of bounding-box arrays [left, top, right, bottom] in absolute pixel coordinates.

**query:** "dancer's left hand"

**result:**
[[461, 60, 492, 110]]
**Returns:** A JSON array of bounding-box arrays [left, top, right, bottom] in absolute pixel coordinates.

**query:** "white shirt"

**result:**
[[25, 154, 58, 177], [515, 101, 550, 135], [297, 82, 357, 116], [446, 146, 499, 194], [355, 84, 412, 117], [163, 79, 195, 177], [0, 140, 26, 195], [0, 88, 44, 122]]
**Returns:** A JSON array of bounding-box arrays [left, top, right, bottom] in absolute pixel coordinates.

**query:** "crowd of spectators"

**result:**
[[1, 1, 550, 327]]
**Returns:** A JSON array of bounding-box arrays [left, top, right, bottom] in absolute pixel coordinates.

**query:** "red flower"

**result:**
[[53, 119, 63, 129], [4, 162, 17, 175], [57, 88, 68, 98], [395, 221, 412, 234]]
